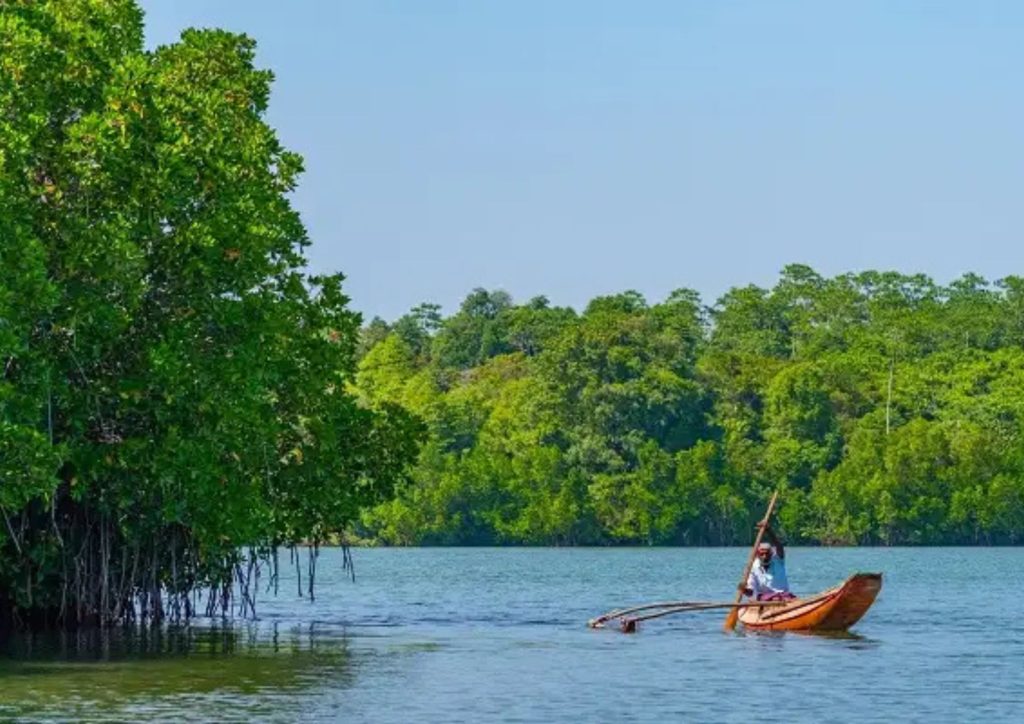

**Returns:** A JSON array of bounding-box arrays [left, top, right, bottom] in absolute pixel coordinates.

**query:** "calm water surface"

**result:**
[[0, 548, 1019, 722]]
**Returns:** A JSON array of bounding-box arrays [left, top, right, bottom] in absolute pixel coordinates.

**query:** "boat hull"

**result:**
[[738, 573, 882, 632]]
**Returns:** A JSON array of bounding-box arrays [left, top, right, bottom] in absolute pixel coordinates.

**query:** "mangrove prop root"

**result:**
[[0, 496, 345, 630]]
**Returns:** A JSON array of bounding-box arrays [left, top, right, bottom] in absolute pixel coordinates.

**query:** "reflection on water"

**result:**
[[0, 622, 353, 722], [756, 627, 874, 643]]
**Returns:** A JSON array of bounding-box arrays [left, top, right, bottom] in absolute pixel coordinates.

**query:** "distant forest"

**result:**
[[354, 265, 1024, 546]]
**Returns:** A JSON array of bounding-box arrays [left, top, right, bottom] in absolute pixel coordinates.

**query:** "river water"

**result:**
[[0, 547, 1019, 722]]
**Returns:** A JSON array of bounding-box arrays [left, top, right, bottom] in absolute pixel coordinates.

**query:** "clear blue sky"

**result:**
[[140, 1, 1024, 321]]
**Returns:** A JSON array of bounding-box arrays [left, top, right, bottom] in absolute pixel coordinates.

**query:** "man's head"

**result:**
[[757, 542, 773, 564]]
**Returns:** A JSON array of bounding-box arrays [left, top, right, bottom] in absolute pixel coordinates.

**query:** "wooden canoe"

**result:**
[[737, 573, 882, 632]]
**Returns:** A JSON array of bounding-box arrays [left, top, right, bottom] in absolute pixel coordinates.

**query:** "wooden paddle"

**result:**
[[723, 490, 779, 632]]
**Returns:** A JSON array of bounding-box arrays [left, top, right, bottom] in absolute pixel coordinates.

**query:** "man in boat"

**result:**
[[741, 523, 797, 602]]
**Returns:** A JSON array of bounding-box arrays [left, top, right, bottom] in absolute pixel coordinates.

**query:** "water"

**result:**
[[0, 547, 1019, 722]]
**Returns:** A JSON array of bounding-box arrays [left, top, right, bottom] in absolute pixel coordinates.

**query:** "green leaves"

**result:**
[[357, 267, 1024, 546], [0, 0, 421, 626]]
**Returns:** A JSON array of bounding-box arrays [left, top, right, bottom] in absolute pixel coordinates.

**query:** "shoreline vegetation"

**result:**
[[354, 267, 1024, 549], [0, 2, 421, 630]]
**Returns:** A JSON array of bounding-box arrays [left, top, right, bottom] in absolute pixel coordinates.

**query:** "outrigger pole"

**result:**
[[588, 599, 788, 633]]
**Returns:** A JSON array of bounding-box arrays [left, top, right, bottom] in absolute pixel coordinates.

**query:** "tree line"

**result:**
[[356, 267, 1024, 546]]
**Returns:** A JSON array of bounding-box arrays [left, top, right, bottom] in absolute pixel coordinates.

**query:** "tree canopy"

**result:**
[[0, 0, 420, 628], [356, 266, 1024, 546]]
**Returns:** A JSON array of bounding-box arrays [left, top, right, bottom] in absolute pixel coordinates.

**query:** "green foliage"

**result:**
[[356, 268, 1024, 546], [0, 1, 419, 627], [431, 289, 513, 369]]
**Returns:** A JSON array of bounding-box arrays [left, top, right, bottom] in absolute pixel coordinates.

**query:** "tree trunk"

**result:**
[[885, 357, 894, 435]]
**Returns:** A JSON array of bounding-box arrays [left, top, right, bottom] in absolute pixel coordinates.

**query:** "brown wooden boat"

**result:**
[[737, 573, 882, 632]]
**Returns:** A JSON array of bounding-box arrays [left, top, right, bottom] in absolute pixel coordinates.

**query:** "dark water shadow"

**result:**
[[738, 627, 881, 650], [0, 621, 355, 720]]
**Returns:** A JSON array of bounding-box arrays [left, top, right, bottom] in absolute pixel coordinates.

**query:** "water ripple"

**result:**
[[0, 547, 1019, 723]]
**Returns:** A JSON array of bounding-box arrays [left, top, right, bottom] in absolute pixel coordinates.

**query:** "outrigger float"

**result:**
[[587, 492, 883, 634]]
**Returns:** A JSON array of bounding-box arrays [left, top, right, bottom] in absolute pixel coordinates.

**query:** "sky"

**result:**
[[140, 1, 1024, 321]]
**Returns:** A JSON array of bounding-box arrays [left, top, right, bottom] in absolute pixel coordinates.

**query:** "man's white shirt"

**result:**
[[747, 551, 790, 598]]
